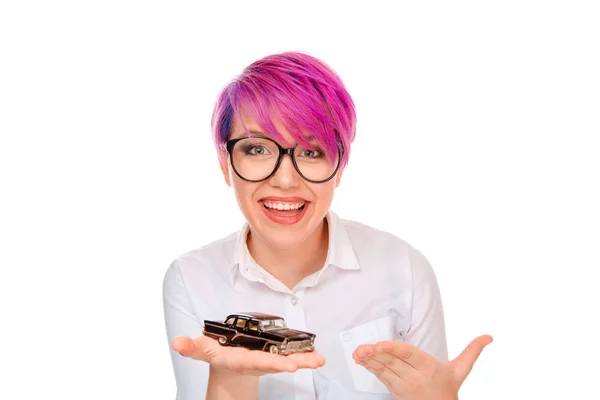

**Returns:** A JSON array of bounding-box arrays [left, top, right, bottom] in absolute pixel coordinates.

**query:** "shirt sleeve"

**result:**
[[403, 245, 449, 362], [163, 260, 209, 399]]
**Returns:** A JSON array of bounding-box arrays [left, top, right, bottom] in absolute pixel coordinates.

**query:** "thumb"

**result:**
[[172, 335, 208, 359], [450, 334, 493, 383]]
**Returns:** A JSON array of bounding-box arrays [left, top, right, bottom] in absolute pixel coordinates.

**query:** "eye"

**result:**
[[299, 148, 323, 158], [247, 145, 270, 156]]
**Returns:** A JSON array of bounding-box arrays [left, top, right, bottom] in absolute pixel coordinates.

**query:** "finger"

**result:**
[[451, 334, 493, 383], [352, 344, 377, 361], [243, 351, 324, 373], [243, 351, 325, 374], [287, 351, 326, 369], [171, 335, 212, 360], [235, 350, 299, 373], [368, 352, 418, 381], [358, 359, 392, 387], [358, 357, 408, 394], [373, 341, 432, 370]]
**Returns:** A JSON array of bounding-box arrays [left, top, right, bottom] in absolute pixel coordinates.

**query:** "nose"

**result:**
[[268, 153, 300, 189]]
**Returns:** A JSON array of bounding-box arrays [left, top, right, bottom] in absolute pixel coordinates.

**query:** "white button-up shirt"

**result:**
[[163, 210, 448, 399]]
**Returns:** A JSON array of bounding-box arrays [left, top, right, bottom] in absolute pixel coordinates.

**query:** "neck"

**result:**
[[247, 218, 329, 290]]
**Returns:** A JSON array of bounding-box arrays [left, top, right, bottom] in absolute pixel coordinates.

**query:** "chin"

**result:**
[[254, 221, 310, 248], [249, 214, 313, 246]]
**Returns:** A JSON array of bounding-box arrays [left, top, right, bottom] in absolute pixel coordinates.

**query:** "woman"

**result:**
[[163, 51, 492, 400]]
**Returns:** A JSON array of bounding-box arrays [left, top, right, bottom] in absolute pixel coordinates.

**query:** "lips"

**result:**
[[259, 197, 310, 225]]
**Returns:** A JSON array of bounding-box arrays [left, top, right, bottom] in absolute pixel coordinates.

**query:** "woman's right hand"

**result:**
[[172, 334, 326, 376]]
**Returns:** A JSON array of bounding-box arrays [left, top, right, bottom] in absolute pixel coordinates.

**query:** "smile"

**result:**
[[261, 201, 305, 211], [259, 198, 309, 225]]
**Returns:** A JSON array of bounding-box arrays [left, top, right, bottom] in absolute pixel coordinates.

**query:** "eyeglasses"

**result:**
[[225, 136, 343, 183]]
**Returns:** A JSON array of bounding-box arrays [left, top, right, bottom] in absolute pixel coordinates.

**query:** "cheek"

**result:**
[[231, 180, 259, 211], [312, 183, 336, 208]]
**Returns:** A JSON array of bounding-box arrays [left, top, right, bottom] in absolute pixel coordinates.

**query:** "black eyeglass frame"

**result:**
[[225, 136, 344, 184]]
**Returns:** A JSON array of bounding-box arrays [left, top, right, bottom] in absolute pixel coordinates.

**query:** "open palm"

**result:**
[[172, 334, 325, 376]]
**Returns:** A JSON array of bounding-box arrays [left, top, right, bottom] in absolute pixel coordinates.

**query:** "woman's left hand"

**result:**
[[353, 335, 493, 400]]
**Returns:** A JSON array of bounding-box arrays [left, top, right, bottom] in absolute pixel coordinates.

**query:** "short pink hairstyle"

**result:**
[[211, 51, 357, 168]]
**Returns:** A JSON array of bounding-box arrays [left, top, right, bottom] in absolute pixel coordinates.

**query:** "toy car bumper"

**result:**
[[279, 340, 315, 354]]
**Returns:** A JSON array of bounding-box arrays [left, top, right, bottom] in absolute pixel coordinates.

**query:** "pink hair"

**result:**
[[211, 51, 356, 168]]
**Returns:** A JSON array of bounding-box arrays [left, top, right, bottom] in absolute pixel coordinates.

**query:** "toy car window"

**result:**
[[248, 320, 259, 331], [225, 317, 235, 325], [235, 318, 248, 328], [261, 318, 287, 331]]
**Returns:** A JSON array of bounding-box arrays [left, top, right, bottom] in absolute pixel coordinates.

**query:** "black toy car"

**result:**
[[203, 312, 315, 355]]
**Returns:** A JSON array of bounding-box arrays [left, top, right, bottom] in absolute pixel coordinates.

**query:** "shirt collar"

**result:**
[[229, 210, 360, 286], [323, 210, 361, 271], [229, 223, 250, 285]]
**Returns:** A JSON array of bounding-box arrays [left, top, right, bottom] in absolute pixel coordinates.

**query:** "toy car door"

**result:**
[[233, 317, 261, 349]]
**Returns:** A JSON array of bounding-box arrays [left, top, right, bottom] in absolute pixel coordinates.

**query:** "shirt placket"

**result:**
[[283, 287, 316, 400]]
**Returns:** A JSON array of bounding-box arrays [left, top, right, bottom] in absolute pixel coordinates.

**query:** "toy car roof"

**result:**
[[227, 312, 283, 321]]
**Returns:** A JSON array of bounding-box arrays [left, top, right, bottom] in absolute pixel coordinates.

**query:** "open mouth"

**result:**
[[260, 200, 306, 216]]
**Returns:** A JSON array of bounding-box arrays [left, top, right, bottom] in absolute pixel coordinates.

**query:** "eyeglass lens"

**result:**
[[230, 137, 339, 182]]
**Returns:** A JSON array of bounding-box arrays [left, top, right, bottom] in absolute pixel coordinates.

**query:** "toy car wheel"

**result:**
[[269, 344, 279, 354], [218, 336, 227, 345]]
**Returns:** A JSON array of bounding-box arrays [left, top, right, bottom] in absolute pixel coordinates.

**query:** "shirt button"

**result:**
[[341, 332, 352, 342], [290, 296, 297, 305]]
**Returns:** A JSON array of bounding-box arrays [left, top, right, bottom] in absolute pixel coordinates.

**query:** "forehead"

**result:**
[[230, 107, 316, 146]]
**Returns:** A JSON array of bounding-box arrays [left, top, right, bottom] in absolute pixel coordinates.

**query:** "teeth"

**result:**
[[262, 201, 305, 210]]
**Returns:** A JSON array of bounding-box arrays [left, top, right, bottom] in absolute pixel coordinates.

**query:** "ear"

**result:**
[[219, 150, 232, 187], [335, 167, 344, 188]]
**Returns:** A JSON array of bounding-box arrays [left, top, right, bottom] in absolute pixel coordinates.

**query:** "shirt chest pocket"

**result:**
[[339, 315, 399, 394]]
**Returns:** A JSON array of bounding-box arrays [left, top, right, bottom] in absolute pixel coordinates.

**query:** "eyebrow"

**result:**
[[248, 130, 268, 137], [229, 130, 264, 140], [234, 130, 318, 143], [230, 130, 267, 138]]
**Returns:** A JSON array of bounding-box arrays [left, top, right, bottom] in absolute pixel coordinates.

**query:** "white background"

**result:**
[[1, 1, 599, 399]]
